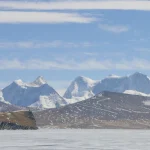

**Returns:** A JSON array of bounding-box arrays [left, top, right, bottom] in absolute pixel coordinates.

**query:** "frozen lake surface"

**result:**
[[0, 129, 150, 150]]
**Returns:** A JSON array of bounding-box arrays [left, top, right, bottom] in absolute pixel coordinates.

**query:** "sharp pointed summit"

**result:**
[[64, 76, 98, 103], [130, 72, 146, 77], [33, 76, 47, 86]]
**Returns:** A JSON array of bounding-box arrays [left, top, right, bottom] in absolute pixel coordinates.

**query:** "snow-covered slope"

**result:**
[[63, 76, 98, 103], [2, 76, 67, 109], [30, 94, 66, 109], [64, 72, 150, 102], [124, 90, 150, 97], [93, 72, 150, 95]]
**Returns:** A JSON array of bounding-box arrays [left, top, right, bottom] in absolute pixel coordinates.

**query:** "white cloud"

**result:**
[[84, 52, 98, 56], [0, 11, 95, 24], [0, 41, 94, 49], [99, 24, 129, 33], [0, 58, 150, 70], [0, 1, 150, 11]]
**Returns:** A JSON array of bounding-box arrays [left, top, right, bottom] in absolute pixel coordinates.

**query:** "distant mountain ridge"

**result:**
[[34, 91, 150, 129], [1, 72, 150, 110], [64, 72, 150, 102], [2, 76, 67, 109], [93, 72, 150, 94]]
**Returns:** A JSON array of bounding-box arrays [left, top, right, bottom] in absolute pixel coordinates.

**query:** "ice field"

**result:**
[[0, 129, 150, 150]]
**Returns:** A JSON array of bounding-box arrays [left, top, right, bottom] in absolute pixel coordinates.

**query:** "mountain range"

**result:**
[[1, 72, 150, 129], [1, 72, 150, 110], [2, 76, 67, 109], [64, 72, 150, 102]]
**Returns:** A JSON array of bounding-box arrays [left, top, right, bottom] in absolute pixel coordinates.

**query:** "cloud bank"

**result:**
[[0, 58, 150, 70], [0, 1, 150, 11], [0, 41, 93, 49], [0, 11, 95, 24]]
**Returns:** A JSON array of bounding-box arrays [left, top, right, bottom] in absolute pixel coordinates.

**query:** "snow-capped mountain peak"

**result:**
[[129, 72, 148, 78], [107, 74, 121, 79], [2, 77, 66, 109], [13, 76, 47, 88], [32, 76, 47, 86], [64, 72, 150, 103], [63, 76, 98, 103], [75, 76, 97, 87], [14, 79, 24, 86]]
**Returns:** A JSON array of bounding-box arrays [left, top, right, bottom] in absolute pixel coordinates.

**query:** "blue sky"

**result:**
[[1, 0, 150, 95]]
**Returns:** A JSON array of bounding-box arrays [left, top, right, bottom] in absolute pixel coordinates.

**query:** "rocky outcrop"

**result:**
[[0, 111, 38, 130]]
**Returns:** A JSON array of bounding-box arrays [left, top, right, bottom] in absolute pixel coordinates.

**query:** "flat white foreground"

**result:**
[[0, 129, 150, 150]]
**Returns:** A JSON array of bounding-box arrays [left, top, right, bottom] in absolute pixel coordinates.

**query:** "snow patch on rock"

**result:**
[[124, 90, 150, 97]]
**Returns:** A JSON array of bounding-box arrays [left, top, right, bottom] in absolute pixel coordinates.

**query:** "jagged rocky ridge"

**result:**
[[34, 91, 150, 129]]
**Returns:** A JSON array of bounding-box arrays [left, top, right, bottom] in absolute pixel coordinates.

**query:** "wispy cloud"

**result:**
[[0, 41, 94, 49], [84, 52, 98, 56], [99, 24, 129, 33], [135, 48, 150, 52], [0, 58, 150, 70], [0, 11, 96, 24], [0, 1, 150, 11]]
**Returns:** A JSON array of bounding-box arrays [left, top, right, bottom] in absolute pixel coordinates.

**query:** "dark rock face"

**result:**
[[34, 91, 150, 129], [0, 122, 37, 130], [0, 111, 38, 130]]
